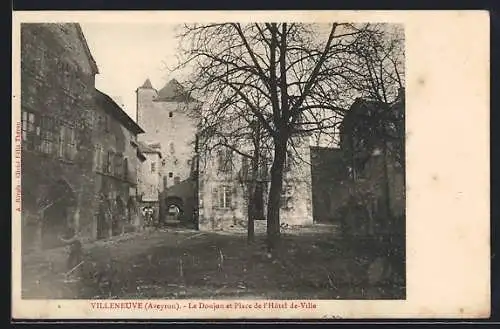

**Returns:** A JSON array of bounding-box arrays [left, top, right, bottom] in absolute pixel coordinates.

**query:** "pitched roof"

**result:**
[[140, 78, 154, 89], [155, 79, 196, 102], [137, 142, 162, 158], [94, 89, 145, 135], [74, 23, 99, 75]]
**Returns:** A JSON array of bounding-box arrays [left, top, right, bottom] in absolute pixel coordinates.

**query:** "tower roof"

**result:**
[[155, 79, 195, 102], [140, 78, 154, 89]]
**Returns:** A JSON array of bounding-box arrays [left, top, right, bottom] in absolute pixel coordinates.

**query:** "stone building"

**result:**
[[310, 146, 350, 224], [20, 23, 99, 252], [136, 77, 317, 231], [197, 135, 314, 232], [338, 89, 405, 236], [92, 89, 146, 238], [136, 79, 200, 224], [136, 141, 162, 218]]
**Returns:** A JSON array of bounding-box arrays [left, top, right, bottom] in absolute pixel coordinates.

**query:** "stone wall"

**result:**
[[310, 147, 351, 224], [198, 136, 314, 232], [136, 86, 198, 191], [20, 23, 98, 252], [136, 83, 199, 223], [137, 151, 161, 203], [91, 94, 143, 237]]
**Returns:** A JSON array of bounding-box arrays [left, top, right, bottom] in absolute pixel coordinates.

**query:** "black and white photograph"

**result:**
[[12, 11, 490, 320], [19, 20, 406, 301]]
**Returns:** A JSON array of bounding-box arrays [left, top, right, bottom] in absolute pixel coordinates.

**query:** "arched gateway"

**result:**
[[40, 179, 77, 249]]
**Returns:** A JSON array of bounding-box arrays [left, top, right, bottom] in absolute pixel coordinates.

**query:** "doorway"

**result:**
[[41, 179, 76, 249]]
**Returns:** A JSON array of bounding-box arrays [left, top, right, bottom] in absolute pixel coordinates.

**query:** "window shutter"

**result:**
[[123, 157, 129, 180], [107, 151, 113, 173], [241, 156, 249, 179], [231, 186, 237, 209], [211, 187, 218, 209], [217, 150, 223, 172], [93, 146, 99, 171], [70, 128, 77, 160]]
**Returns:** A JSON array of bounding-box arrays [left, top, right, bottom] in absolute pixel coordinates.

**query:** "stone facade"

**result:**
[[20, 23, 146, 253], [310, 146, 351, 224], [20, 23, 99, 252], [338, 89, 405, 235], [136, 141, 162, 218], [92, 90, 146, 238], [198, 135, 314, 232], [136, 78, 315, 231], [136, 79, 200, 223]]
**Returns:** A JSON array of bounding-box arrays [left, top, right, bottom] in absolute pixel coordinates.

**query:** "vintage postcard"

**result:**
[[11, 10, 490, 319]]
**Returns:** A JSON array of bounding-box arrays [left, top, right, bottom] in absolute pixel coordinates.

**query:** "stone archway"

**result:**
[[164, 196, 184, 225], [40, 179, 77, 249]]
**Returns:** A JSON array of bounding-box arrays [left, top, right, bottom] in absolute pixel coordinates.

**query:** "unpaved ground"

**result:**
[[21, 227, 405, 300]]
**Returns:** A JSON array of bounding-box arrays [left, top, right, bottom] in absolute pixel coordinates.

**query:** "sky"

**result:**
[[80, 23, 183, 121]]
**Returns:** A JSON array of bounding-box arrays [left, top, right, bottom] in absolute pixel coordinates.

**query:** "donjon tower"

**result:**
[[136, 78, 200, 225]]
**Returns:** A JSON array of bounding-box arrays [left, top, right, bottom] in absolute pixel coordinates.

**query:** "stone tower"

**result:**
[[136, 78, 200, 223]]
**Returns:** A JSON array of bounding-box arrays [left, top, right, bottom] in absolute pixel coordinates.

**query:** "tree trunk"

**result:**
[[247, 203, 255, 243], [246, 124, 261, 243], [383, 143, 392, 234], [266, 139, 287, 252], [247, 164, 259, 243]]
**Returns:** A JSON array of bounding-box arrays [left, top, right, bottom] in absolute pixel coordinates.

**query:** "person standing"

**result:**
[[58, 221, 83, 276]]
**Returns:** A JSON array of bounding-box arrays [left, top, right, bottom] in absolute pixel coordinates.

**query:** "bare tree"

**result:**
[[339, 25, 405, 237], [173, 22, 395, 252], [196, 95, 274, 242]]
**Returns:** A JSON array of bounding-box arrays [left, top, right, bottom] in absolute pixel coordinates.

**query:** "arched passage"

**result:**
[[164, 196, 184, 225], [41, 179, 77, 249]]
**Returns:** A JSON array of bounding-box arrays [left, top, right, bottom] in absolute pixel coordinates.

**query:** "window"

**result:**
[[93, 145, 103, 171], [66, 127, 77, 161], [151, 162, 156, 173], [169, 112, 173, 118], [217, 149, 233, 173], [123, 157, 129, 179], [114, 153, 124, 177], [163, 176, 168, 189], [284, 151, 292, 171], [58, 126, 66, 158], [104, 114, 111, 132], [169, 142, 175, 154], [258, 162, 269, 180], [62, 62, 71, 90], [168, 172, 173, 178], [104, 151, 113, 174], [21, 110, 79, 161], [87, 111, 95, 130], [214, 185, 232, 209], [174, 176, 181, 185], [40, 116, 56, 155], [241, 156, 252, 180], [280, 184, 293, 208], [57, 125, 77, 161], [35, 46, 46, 76], [21, 109, 39, 151]]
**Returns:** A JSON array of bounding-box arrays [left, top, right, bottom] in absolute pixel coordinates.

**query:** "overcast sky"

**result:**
[[80, 23, 183, 121]]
